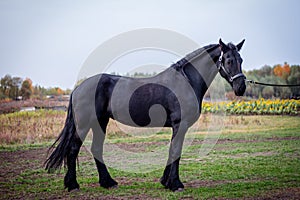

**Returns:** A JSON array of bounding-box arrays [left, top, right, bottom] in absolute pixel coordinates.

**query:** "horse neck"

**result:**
[[182, 45, 221, 100]]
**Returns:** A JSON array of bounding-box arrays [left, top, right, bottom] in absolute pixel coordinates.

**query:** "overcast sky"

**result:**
[[0, 0, 299, 89]]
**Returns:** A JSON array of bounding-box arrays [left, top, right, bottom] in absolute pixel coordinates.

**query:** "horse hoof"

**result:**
[[159, 178, 168, 188], [69, 188, 80, 193], [109, 185, 118, 189], [174, 188, 184, 192]]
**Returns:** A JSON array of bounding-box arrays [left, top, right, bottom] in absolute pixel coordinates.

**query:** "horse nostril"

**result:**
[[233, 80, 246, 96], [239, 84, 246, 95]]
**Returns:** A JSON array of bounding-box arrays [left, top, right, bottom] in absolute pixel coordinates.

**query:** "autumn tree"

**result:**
[[20, 78, 33, 100], [273, 64, 283, 77], [56, 87, 64, 95], [273, 63, 291, 80], [282, 62, 291, 80], [0, 74, 22, 99]]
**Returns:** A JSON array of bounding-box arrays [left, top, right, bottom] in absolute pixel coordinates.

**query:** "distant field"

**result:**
[[0, 110, 66, 144], [1, 108, 299, 144], [0, 99, 69, 114], [0, 113, 299, 199]]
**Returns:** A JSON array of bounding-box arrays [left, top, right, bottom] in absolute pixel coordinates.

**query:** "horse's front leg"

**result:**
[[160, 122, 187, 192]]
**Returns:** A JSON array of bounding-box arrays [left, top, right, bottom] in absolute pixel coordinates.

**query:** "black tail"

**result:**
[[45, 94, 76, 172]]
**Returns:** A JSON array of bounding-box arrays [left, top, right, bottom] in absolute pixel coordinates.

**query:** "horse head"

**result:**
[[218, 39, 246, 96]]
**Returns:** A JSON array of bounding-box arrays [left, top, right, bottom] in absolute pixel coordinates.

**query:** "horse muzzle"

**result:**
[[233, 77, 246, 96]]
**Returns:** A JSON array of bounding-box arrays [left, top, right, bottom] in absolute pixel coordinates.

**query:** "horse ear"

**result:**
[[219, 38, 229, 53], [236, 39, 245, 51]]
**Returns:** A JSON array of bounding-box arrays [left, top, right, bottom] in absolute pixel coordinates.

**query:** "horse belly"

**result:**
[[109, 83, 173, 127]]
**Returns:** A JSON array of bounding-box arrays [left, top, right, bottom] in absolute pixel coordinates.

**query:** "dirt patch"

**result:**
[[249, 187, 300, 200], [83, 135, 300, 155], [0, 148, 47, 181], [185, 178, 261, 188], [108, 141, 170, 153]]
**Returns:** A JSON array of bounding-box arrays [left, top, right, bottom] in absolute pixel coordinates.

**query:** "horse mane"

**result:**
[[171, 44, 219, 70]]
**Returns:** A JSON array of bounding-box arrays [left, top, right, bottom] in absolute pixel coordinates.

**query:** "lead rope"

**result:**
[[245, 79, 300, 87]]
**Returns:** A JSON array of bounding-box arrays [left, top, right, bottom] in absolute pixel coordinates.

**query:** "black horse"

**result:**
[[45, 39, 246, 192]]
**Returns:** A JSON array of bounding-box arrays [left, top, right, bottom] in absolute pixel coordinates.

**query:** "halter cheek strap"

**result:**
[[218, 51, 245, 83]]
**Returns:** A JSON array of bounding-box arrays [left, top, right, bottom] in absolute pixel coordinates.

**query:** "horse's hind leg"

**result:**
[[64, 121, 90, 192], [91, 117, 118, 189], [64, 133, 83, 191]]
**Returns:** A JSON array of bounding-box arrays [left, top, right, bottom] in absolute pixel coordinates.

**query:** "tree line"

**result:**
[[1, 63, 299, 100], [242, 63, 300, 99], [118, 64, 300, 99], [0, 74, 71, 100]]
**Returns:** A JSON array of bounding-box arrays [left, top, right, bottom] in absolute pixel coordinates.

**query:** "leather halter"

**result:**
[[217, 51, 245, 82]]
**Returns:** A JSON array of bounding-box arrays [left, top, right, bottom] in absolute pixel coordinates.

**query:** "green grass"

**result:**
[[0, 115, 299, 199]]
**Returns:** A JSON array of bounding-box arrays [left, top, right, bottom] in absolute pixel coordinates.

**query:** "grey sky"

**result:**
[[0, 0, 299, 89]]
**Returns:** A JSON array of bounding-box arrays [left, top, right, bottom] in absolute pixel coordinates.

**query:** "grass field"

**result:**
[[0, 112, 300, 199]]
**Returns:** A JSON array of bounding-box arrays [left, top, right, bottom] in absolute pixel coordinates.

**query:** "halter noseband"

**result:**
[[218, 51, 245, 82]]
